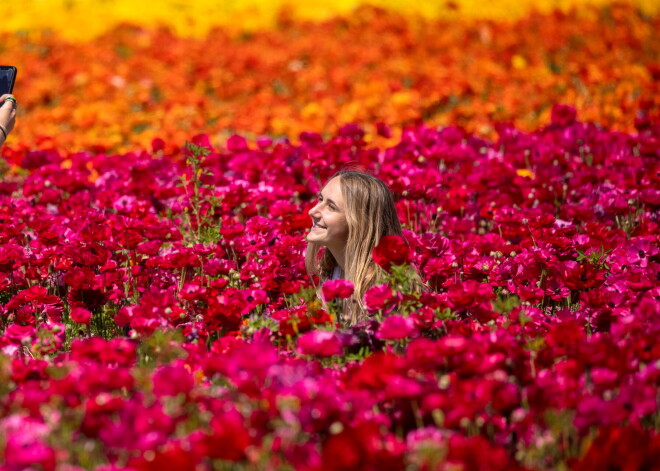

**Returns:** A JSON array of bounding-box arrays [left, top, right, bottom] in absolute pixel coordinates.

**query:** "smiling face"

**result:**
[[306, 177, 349, 255]]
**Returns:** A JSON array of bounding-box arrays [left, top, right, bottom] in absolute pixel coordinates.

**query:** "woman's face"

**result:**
[[306, 177, 349, 253]]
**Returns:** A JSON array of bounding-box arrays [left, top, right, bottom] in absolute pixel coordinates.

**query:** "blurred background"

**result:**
[[0, 0, 658, 154], [3, 0, 657, 39]]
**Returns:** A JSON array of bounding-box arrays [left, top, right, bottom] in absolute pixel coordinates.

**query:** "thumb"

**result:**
[[0, 94, 16, 106]]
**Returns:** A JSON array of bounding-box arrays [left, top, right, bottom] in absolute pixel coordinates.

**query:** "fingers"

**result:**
[[0, 94, 17, 134], [0, 94, 17, 110]]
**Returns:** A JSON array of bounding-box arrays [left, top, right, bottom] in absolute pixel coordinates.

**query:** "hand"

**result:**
[[0, 94, 17, 142]]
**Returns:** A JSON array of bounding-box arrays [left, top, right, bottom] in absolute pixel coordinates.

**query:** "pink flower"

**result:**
[[376, 315, 416, 340], [626, 238, 658, 268], [4, 324, 36, 344], [297, 330, 342, 357], [2, 415, 56, 471]]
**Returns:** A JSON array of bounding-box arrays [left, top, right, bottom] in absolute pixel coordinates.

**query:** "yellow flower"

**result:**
[[516, 169, 535, 179], [1, 0, 658, 39], [511, 55, 527, 70]]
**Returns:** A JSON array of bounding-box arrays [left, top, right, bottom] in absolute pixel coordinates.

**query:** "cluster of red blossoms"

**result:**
[[0, 106, 659, 469]]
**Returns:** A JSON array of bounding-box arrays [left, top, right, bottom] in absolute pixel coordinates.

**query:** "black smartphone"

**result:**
[[0, 66, 17, 95]]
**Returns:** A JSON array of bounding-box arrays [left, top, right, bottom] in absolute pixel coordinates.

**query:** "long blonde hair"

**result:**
[[305, 170, 403, 325]]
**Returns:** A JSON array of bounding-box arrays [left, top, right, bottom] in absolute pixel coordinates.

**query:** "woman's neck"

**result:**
[[328, 246, 346, 272]]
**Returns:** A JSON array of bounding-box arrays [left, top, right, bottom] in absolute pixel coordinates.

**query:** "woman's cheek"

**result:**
[[338, 216, 349, 241]]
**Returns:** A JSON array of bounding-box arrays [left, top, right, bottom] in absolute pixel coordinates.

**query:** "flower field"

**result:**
[[1, 1, 659, 470]]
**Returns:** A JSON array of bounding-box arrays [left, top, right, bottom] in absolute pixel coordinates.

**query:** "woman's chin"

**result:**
[[306, 232, 327, 245]]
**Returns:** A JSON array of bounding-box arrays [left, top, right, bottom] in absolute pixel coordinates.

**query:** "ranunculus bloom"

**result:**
[[321, 279, 355, 301], [447, 280, 495, 309], [376, 315, 416, 340], [372, 235, 412, 271], [202, 410, 252, 462], [3, 419, 56, 471], [550, 104, 577, 126], [152, 364, 195, 397], [5, 324, 36, 344], [151, 137, 166, 153], [227, 134, 248, 151], [376, 122, 392, 138], [70, 307, 92, 325], [363, 284, 402, 313], [297, 330, 343, 357], [321, 428, 363, 470], [626, 238, 658, 268]]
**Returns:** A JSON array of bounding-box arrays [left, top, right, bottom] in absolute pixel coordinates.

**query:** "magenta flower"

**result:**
[[376, 315, 417, 341], [4, 324, 36, 344], [152, 363, 195, 398], [626, 238, 658, 268], [227, 134, 248, 151], [2, 415, 56, 471], [297, 330, 342, 357], [363, 283, 402, 313]]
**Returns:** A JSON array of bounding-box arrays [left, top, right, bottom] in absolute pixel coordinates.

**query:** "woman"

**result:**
[[0, 94, 17, 147], [305, 170, 406, 325]]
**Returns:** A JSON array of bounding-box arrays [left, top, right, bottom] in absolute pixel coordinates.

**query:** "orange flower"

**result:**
[[0, 4, 657, 154]]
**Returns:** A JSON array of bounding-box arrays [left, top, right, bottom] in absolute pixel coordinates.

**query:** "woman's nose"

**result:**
[[308, 203, 321, 218]]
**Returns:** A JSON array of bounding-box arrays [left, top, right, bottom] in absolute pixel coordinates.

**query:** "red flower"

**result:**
[[447, 434, 521, 471], [151, 137, 166, 153], [322, 422, 405, 471], [550, 104, 577, 127], [562, 261, 606, 290], [573, 425, 660, 471], [202, 409, 252, 461], [376, 122, 392, 138], [70, 307, 92, 325], [321, 279, 354, 301], [322, 428, 364, 471], [447, 280, 495, 309], [372, 235, 412, 271], [129, 441, 199, 471]]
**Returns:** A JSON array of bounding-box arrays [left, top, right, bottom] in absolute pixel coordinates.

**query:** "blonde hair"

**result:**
[[305, 170, 403, 325]]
